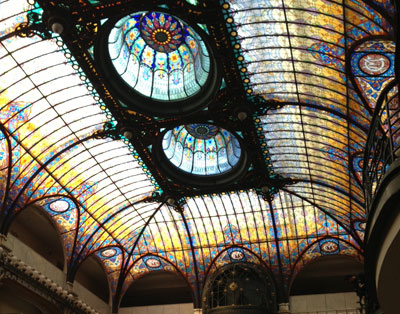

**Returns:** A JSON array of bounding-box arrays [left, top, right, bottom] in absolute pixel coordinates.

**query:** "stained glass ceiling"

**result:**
[[0, 0, 395, 311], [96, 10, 215, 115]]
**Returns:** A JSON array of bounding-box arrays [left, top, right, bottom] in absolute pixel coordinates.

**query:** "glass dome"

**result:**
[[107, 11, 210, 101], [161, 124, 242, 176]]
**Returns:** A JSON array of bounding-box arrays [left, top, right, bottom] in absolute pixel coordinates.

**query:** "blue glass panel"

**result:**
[[162, 124, 242, 176], [108, 11, 210, 101], [186, 0, 199, 5]]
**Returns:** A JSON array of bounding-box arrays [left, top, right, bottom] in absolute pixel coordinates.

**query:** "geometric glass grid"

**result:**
[[0, 0, 159, 258], [219, 0, 393, 230]]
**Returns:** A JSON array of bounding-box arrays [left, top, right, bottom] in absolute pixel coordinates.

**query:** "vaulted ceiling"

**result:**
[[0, 0, 395, 310]]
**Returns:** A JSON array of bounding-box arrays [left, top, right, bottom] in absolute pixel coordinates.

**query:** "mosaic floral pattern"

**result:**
[[162, 124, 242, 175], [351, 40, 395, 108], [140, 12, 184, 53], [108, 11, 210, 101], [353, 220, 366, 241], [95, 246, 124, 295]]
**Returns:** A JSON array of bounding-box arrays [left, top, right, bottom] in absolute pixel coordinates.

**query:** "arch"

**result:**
[[120, 270, 194, 307], [289, 254, 363, 296], [9, 194, 81, 270], [66, 244, 128, 306], [0, 131, 99, 234], [202, 261, 278, 314], [288, 237, 363, 295], [126, 253, 193, 289], [110, 201, 166, 311], [74, 251, 111, 304], [202, 245, 279, 298], [8, 201, 66, 270], [64, 196, 153, 277], [119, 253, 194, 308]]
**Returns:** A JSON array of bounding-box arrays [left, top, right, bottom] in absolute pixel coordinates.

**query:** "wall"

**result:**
[[3, 235, 361, 314], [0, 290, 42, 314], [119, 303, 194, 314], [5, 234, 111, 314], [120, 292, 359, 314], [290, 292, 359, 313]]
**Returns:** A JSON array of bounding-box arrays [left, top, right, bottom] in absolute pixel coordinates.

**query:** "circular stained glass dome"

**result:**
[[96, 10, 220, 115], [155, 124, 247, 186]]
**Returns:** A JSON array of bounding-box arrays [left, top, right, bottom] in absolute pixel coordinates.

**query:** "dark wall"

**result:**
[[120, 271, 193, 307], [290, 255, 363, 295], [9, 206, 65, 270]]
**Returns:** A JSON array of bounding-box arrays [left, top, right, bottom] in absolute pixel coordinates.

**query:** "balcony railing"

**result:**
[[292, 310, 360, 314], [363, 81, 399, 211]]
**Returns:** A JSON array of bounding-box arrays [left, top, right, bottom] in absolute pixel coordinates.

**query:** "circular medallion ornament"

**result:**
[[145, 257, 161, 268], [321, 241, 339, 254], [101, 248, 117, 258], [230, 250, 245, 261], [49, 200, 70, 213], [140, 12, 184, 53], [359, 222, 366, 230], [359, 53, 391, 75]]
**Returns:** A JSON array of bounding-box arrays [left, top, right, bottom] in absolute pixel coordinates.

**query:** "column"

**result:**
[[278, 302, 290, 314], [0, 233, 9, 287], [0, 234, 10, 252]]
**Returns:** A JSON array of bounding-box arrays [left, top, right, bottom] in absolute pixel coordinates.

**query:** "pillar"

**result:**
[[0, 234, 10, 252], [278, 302, 290, 314]]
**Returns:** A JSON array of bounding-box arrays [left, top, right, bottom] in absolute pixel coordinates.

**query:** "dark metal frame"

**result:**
[[202, 262, 278, 314]]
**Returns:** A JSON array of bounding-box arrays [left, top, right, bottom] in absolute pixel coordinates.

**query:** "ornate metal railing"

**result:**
[[292, 310, 360, 314], [363, 81, 399, 211]]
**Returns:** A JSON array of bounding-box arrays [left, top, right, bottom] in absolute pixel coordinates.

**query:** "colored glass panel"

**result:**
[[162, 124, 242, 176], [108, 11, 210, 101], [0, 1, 158, 263], [351, 40, 395, 108]]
